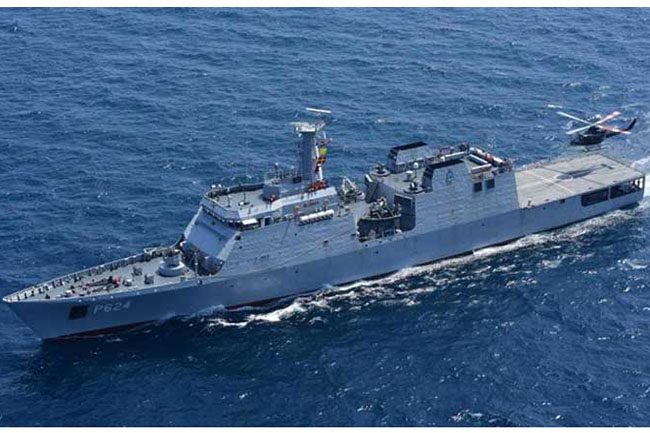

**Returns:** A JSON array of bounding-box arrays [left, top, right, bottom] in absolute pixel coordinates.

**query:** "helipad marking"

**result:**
[[526, 170, 575, 194]]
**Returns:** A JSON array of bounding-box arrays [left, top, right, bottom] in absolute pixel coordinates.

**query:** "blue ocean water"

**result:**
[[1, 7, 650, 426]]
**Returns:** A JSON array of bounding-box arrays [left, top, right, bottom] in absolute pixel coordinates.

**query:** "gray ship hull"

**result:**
[[5, 177, 644, 340]]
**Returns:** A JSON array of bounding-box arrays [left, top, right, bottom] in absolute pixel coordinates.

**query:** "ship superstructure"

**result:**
[[3, 112, 645, 339]]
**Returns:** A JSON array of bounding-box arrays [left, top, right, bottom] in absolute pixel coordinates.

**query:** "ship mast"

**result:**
[[291, 107, 331, 190]]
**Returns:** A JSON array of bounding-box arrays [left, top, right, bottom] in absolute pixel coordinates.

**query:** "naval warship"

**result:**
[[3, 110, 646, 339]]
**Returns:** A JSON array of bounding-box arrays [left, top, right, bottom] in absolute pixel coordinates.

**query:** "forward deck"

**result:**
[[3, 247, 199, 303]]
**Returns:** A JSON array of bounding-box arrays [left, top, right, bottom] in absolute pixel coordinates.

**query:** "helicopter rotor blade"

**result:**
[[594, 111, 621, 125], [566, 124, 595, 135], [562, 111, 623, 135], [557, 111, 592, 125], [306, 107, 332, 114], [596, 124, 632, 135]]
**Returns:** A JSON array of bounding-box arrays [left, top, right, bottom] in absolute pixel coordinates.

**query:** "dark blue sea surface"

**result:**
[[2, 7, 650, 427]]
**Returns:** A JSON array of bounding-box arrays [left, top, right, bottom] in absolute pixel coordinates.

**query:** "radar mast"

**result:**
[[291, 107, 332, 191]]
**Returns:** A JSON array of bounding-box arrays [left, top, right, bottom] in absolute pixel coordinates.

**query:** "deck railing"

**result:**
[[7, 245, 175, 302]]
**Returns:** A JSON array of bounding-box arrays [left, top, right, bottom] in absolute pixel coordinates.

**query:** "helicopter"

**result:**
[[557, 110, 636, 148]]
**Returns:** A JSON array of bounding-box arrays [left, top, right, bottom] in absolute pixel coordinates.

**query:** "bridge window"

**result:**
[[486, 179, 495, 189], [581, 189, 609, 207], [473, 182, 482, 193]]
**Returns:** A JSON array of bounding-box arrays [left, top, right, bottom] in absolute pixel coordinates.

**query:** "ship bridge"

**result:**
[[201, 183, 339, 231], [183, 182, 341, 275], [181, 111, 343, 274], [198, 111, 339, 232]]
